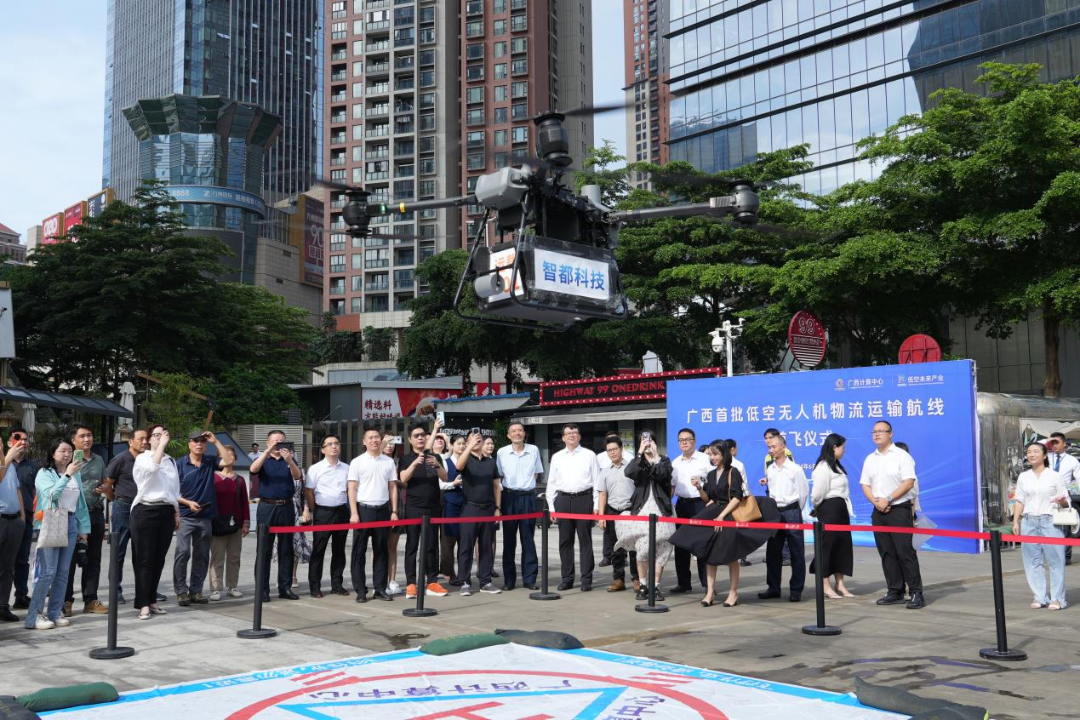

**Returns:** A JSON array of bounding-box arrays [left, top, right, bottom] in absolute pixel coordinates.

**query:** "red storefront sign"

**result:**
[[539, 368, 723, 407]]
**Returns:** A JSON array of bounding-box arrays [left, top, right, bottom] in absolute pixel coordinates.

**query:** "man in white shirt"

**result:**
[[669, 428, 712, 593], [496, 421, 544, 591], [1047, 433, 1079, 564], [546, 423, 599, 592], [248, 444, 261, 462], [860, 420, 924, 609], [758, 433, 808, 602], [304, 435, 351, 598], [347, 428, 399, 602]]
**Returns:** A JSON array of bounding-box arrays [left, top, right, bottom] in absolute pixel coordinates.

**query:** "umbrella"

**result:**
[[119, 381, 136, 414], [20, 403, 35, 434]]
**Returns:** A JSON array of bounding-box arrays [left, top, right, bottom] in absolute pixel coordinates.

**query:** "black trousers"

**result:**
[[603, 505, 638, 583], [308, 504, 349, 592], [129, 503, 174, 610], [871, 503, 922, 594], [351, 502, 389, 594], [66, 506, 106, 604], [403, 503, 440, 586], [674, 497, 707, 589], [458, 502, 496, 587], [501, 492, 538, 587], [765, 506, 806, 594], [554, 493, 594, 585], [255, 501, 295, 595], [0, 516, 25, 609]]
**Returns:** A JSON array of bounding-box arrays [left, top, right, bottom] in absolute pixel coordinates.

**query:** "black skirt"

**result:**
[[809, 496, 853, 577], [669, 496, 781, 566]]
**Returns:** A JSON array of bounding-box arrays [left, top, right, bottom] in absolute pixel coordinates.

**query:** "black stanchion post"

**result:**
[[238, 523, 278, 639], [979, 529, 1026, 661], [636, 514, 668, 613], [802, 520, 841, 636], [89, 531, 135, 659], [530, 508, 560, 601], [404, 515, 437, 617]]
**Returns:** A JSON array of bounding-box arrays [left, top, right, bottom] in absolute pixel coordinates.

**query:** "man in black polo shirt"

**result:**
[[454, 432, 503, 597], [249, 429, 304, 601], [101, 429, 149, 605], [6, 429, 37, 610], [174, 431, 228, 606], [399, 422, 449, 599]]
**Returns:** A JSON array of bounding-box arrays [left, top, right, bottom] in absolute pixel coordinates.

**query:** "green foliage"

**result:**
[[207, 363, 301, 426], [312, 312, 364, 364], [143, 372, 208, 456], [572, 140, 630, 208], [363, 326, 396, 362]]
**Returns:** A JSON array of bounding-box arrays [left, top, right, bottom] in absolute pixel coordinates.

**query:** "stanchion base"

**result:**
[[529, 591, 561, 601], [403, 608, 438, 617], [635, 603, 669, 613], [979, 647, 1027, 661], [237, 627, 278, 639], [89, 646, 135, 660], [802, 624, 842, 636]]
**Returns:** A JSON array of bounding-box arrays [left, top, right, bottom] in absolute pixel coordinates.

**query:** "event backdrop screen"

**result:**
[[666, 360, 980, 553]]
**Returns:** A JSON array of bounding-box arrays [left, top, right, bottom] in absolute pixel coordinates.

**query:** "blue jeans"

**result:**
[[25, 514, 78, 626], [501, 492, 538, 587], [110, 498, 133, 597], [1021, 515, 1066, 607]]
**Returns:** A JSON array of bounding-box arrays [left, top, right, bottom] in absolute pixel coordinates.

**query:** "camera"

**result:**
[[711, 336, 723, 353], [73, 541, 89, 568]]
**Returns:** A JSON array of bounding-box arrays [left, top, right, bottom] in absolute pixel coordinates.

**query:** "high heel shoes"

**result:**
[[700, 597, 715, 607], [722, 596, 739, 607]]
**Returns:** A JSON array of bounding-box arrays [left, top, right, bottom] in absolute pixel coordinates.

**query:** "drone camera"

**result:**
[[534, 112, 572, 169]]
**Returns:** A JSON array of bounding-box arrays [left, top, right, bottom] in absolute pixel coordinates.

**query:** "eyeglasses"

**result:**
[[151, 432, 163, 438], [563, 430, 580, 436], [411, 432, 427, 438], [678, 437, 694, 443], [322, 441, 340, 448], [871, 430, 890, 435]]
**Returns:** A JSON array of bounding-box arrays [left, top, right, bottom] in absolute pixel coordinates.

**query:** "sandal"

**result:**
[[150, 605, 167, 615], [1030, 602, 1046, 609], [139, 609, 151, 620], [1048, 602, 1062, 611]]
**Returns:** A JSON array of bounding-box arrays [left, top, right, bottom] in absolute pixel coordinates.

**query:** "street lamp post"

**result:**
[[709, 319, 745, 377]]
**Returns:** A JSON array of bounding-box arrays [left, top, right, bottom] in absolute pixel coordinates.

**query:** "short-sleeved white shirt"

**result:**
[[859, 444, 917, 505], [305, 458, 351, 507], [347, 452, 396, 505]]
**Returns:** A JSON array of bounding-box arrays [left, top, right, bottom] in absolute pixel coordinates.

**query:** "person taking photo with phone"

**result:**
[[249, 430, 303, 601], [0, 432, 29, 623]]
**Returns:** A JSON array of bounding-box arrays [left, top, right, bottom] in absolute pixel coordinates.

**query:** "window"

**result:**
[[419, 92, 435, 108], [466, 86, 484, 104], [495, 152, 509, 168], [467, 130, 485, 147], [466, 43, 484, 60], [394, 269, 415, 288], [511, 14, 526, 31], [494, 63, 507, 79], [331, 22, 347, 39], [419, 49, 435, 66], [352, 276, 364, 292], [494, 129, 508, 146], [419, 111, 435, 130], [366, 296, 389, 313], [494, 41, 507, 58], [330, 299, 345, 315], [466, 108, 485, 125], [419, 179, 436, 196], [511, 0, 526, 8], [494, 0, 507, 12], [493, 107, 508, 123], [466, 20, 484, 37], [512, 126, 528, 143], [466, 64, 484, 81], [419, 136, 435, 153], [493, 19, 507, 35], [466, 0, 484, 14], [419, 157, 436, 174], [511, 81, 527, 99], [511, 58, 527, 75], [466, 176, 479, 192], [467, 152, 486, 170], [419, 27, 435, 44], [494, 85, 507, 102], [511, 102, 527, 119], [329, 254, 346, 273], [511, 37, 527, 53], [420, 70, 435, 87], [351, 254, 363, 270], [419, 6, 435, 22]]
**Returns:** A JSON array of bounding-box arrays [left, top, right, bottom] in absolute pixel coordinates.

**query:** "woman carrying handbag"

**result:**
[[25, 439, 89, 630], [1013, 441, 1069, 610]]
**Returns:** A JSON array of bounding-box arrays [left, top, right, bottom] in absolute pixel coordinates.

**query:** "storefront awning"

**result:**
[[511, 402, 666, 425], [0, 386, 134, 418]]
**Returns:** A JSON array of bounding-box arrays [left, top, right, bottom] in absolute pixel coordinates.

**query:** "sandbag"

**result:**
[[16, 683, 119, 713], [420, 633, 509, 656], [0, 696, 39, 719], [494, 628, 584, 650], [854, 677, 987, 720]]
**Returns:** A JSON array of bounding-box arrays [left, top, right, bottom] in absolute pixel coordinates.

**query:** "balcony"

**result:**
[[366, 171, 389, 181], [394, 55, 415, 70], [331, 70, 347, 82], [329, 220, 348, 231], [366, 125, 391, 138], [367, 82, 390, 95], [395, 166, 414, 178], [330, 112, 347, 124], [330, 133, 347, 145], [367, 104, 389, 116], [367, 147, 390, 159], [394, 78, 415, 91], [331, 198, 348, 208], [331, 50, 347, 61], [365, 259, 390, 269], [367, 62, 390, 75], [367, 39, 390, 52], [365, 282, 390, 292], [395, 279, 415, 290], [330, 91, 347, 103], [330, 155, 347, 166], [394, 122, 415, 134], [367, 20, 390, 31]]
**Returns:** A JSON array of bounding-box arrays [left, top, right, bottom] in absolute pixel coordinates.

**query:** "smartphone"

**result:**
[[641, 431, 652, 441], [470, 427, 481, 436], [279, 441, 295, 452], [436, 411, 445, 425], [73, 449, 85, 463], [391, 435, 403, 445]]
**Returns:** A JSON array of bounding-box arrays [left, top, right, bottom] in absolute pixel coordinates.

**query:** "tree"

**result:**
[[362, 326, 396, 361], [312, 312, 364, 364], [572, 140, 630, 208], [849, 62, 1080, 393], [207, 363, 302, 426], [143, 372, 209, 456]]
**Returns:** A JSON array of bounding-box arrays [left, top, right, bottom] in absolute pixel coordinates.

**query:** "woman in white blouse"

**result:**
[[809, 433, 855, 599], [131, 425, 180, 619], [1012, 442, 1068, 610]]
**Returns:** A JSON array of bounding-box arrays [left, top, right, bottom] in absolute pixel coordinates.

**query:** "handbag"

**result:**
[[38, 487, 70, 549], [211, 475, 245, 536], [727, 468, 762, 523], [1051, 505, 1079, 531]]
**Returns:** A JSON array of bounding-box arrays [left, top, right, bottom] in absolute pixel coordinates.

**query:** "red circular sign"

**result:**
[[898, 333, 942, 364], [788, 311, 826, 367]]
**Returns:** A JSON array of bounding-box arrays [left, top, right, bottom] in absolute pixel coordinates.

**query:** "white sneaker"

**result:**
[[54, 616, 71, 627], [460, 584, 472, 597], [228, 588, 243, 598], [387, 580, 403, 596], [33, 614, 55, 630], [209, 591, 222, 601]]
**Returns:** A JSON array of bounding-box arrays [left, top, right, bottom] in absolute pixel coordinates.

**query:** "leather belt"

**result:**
[[0, 513, 21, 520], [260, 498, 290, 505], [561, 489, 592, 498], [778, 503, 801, 513]]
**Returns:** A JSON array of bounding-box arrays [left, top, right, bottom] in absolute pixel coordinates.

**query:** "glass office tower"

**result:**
[[666, 0, 1080, 193]]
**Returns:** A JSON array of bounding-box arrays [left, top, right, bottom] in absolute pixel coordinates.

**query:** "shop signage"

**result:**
[[540, 367, 722, 407], [788, 310, 827, 367]]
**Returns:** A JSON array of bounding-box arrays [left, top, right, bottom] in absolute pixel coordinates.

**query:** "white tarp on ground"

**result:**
[[44, 643, 902, 719]]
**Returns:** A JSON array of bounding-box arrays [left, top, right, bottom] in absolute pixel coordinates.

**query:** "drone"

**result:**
[[323, 110, 768, 331]]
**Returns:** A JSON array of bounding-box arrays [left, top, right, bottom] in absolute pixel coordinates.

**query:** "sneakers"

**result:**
[[83, 600, 108, 614], [177, 592, 192, 607], [426, 582, 449, 597], [31, 614, 55, 630], [209, 591, 222, 602], [62, 601, 73, 618], [405, 584, 418, 599], [387, 580, 403, 596], [227, 588, 243, 598], [54, 615, 71, 627], [460, 584, 472, 597], [191, 593, 209, 605], [479, 583, 502, 594]]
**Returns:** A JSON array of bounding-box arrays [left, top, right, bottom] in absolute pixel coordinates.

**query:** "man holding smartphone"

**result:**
[[5, 429, 36, 611], [0, 433, 28, 622], [250, 430, 304, 601], [174, 430, 229, 606], [63, 424, 109, 617]]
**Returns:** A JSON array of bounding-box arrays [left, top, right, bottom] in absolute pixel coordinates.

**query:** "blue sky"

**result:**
[[0, 1, 625, 239]]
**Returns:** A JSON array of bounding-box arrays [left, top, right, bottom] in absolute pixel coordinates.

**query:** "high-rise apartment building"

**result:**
[[103, 0, 323, 204], [623, 0, 668, 181], [325, 0, 593, 333]]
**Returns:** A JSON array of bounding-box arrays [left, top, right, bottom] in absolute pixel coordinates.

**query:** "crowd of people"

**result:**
[[0, 418, 1073, 631]]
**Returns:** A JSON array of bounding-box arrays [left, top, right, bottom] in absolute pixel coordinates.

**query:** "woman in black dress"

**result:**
[[808, 433, 855, 597], [670, 440, 780, 607]]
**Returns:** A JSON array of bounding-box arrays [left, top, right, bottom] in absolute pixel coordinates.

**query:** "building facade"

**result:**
[[0, 223, 25, 265], [624, 0, 669, 183], [103, 0, 323, 204], [323, 0, 593, 334]]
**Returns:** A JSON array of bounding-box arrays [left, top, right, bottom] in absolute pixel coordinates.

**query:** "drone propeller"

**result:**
[[556, 98, 638, 119]]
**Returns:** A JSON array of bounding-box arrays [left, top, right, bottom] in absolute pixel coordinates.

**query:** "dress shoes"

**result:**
[[0, 608, 19, 622], [260, 592, 271, 603], [502, 584, 515, 592], [331, 588, 350, 596], [522, 583, 540, 590], [876, 592, 906, 606], [668, 586, 692, 594], [355, 592, 368, 603], [607, 579, 626, 592], [906, 592, 926, 609], [279, 590, 300, 600], [372, 590, 394, 601], [598, 558, 612, 567], [311, 590, 325, 598], [789, 593, 802, 603], [13, 595, 30, 609], [557, 581, 574, 591], [757, 591, 781, 600], [581, 583, 592, 592]]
